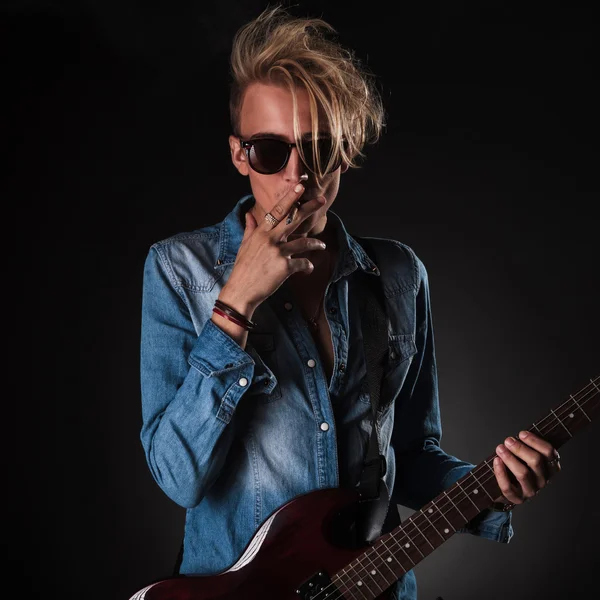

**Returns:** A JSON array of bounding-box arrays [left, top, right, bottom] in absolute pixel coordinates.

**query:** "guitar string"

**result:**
[[329, 379, 599, 600], [332, 379, 599, 600], [310, 378, 598, 600], [318, 379, 598, 600]]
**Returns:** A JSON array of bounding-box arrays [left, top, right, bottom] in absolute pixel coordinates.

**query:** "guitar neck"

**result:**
[[331, 375, 600, 600]]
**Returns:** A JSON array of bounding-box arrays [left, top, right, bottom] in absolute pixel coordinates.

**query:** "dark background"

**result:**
[[4, 1, 599, 599]]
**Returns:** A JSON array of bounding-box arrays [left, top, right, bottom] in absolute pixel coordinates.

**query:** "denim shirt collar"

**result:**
[[215, 194, 380, 279]]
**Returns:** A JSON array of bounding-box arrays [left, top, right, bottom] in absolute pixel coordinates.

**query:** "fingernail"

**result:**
[[497, 444, 506, 454], [320, 242, 326, 248], [505, 437, 516, 446], [494, 457, 501, 466], [294, 183, 303, 193], [519, 431, 529, 439]]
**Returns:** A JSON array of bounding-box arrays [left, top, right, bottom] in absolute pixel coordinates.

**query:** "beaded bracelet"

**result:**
[[213, 300, 257, 330]]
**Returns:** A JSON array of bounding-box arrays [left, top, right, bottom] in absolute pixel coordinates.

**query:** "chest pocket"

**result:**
[[384, 334, 418, 379], [361, 333, 418, 414], [244, 332, 283, 403]]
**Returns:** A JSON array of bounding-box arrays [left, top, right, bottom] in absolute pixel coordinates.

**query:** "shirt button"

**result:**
[[238, 377, 248, 387], [307, 359, 316, 368], [320, 422, 330, 431], [328, 306, 337, 314], [263, 379, 270, 386], [225, 363, 234, 368], [339, 362, 346, 372], [284, 302, 293, 311]]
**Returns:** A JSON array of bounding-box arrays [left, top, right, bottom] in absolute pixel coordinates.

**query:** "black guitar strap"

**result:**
[[353, 236, 401, 545]]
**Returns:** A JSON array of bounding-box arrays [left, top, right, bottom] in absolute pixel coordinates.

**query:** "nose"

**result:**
[[285, 146, 308, 182]]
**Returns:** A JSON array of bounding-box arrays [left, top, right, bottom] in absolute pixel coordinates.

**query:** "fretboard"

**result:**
[[331, 375, 599, 600]]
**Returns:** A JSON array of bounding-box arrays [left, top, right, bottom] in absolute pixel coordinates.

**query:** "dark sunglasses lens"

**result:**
[[302, 138, 341, 174], [249, 140, 289, 174]]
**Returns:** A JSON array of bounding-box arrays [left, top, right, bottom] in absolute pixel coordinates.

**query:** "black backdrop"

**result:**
[[5, 1, 599, 599]]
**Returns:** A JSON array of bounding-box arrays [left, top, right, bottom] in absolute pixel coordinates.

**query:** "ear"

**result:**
[[229, 134, 249, 176]]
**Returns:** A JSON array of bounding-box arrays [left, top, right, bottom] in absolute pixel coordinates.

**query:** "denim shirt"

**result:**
[[139, 194, 513, 600]]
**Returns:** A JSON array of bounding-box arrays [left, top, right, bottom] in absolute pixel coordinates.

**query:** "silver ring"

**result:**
[[547, 451, 560, 468], [264, 212, 280, 228]]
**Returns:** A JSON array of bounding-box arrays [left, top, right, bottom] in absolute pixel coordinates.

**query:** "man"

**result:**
[[139, 5, 561, 598]]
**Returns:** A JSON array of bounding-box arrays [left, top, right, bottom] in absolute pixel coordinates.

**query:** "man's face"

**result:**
[[229, 81, 347, 239]]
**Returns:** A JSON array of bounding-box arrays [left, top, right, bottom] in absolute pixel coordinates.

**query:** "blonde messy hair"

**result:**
[[229, 4, 385, 178]]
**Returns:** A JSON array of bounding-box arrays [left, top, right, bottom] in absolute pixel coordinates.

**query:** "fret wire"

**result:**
[[336, 567, 361, 600], [409, 516, 436, 551], [381, 530, 417, 573], [394, 534, 417, 567], [328, 578, 347, 600], [354, 552, 385, 596], [431, 497, 456, 532], [550, 407, 573, 438], [421, 504, 447, 543], [368, 540, 401, 581], [570, 394, 592, 422], [469, 467, 495, 501], [335, 569, 360, 600], [455, 477, 482, 512], [442, 489, 468, 522], [533, 378, 598, 434], [375, 537, 407, 574], [323, 377, 600, 600], [365, 545, 397, 586], [350, 552, 383, 595], [344, 564, 369, 600], [401, 525, 425, 558], [552, 383, 598, 428]]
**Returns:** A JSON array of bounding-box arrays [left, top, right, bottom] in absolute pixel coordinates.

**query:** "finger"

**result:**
[[242, 210, 257, 239], [281, 236, 328, 257], [503, 436, 548, 490], [282, 195, 327, 235], [493, 456, 523, 505], [517, 430, 556, 462], [264, 182, 306, 230], [496, 443, 537, 501]]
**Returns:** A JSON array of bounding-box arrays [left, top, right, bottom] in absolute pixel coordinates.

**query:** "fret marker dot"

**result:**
[[444, 528, 450, 534], [473, 489, 479, 494], [428, 508, 433, 513], [387, 557, 392, 562], [371, 570, 376, 575], [357, 581, 363, 586], [569, 413, 574, 418], [405, 543, 410, 548]]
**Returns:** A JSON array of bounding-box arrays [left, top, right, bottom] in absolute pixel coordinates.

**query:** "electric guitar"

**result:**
[[130, 375, 599, 600]]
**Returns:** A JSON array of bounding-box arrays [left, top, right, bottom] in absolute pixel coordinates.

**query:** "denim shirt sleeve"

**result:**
[[389, 254, 513, 544], [140, 246, 261, 508]]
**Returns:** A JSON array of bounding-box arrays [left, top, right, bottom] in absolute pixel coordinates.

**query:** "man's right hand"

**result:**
[[222, 182, 328, 315]]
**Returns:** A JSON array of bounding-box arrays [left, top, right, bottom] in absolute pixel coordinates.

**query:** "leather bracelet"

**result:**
[[213, 307, 251, 330], [214, 300, 257, 330]]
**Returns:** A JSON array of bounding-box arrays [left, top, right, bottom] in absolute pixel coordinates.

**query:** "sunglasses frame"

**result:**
[[239, 136, 343, 176]]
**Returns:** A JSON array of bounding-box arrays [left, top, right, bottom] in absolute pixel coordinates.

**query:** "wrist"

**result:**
[[219, 285, 256, 320]]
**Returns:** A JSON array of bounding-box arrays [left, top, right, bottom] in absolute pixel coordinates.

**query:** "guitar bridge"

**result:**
[[295, 570, 340, 599]]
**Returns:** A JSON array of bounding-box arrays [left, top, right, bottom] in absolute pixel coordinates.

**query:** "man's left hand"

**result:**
[[493, 430, 561, 506]]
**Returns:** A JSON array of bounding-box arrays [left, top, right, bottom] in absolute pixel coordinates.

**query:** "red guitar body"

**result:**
[[131, 487, 393, 600]]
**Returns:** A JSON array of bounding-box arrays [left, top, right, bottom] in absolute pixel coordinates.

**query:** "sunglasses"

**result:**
[[239, 136, 345, 176]]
